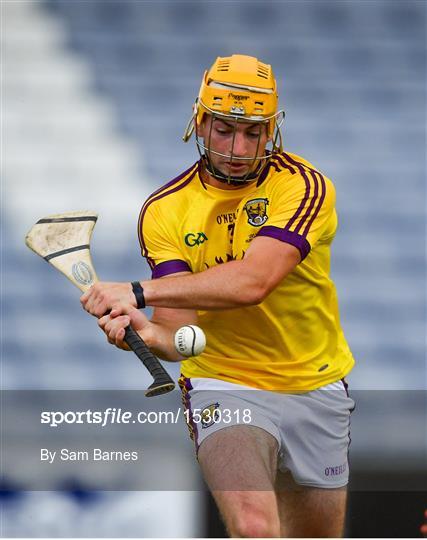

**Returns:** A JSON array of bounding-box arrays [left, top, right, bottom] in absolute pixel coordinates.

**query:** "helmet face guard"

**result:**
[[193, 104, 285, 184], [183, 55, 285, 184]]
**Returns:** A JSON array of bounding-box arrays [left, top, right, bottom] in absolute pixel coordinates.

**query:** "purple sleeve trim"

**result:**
[[257, 226, 311, 261], [152, 259, 192, 279]]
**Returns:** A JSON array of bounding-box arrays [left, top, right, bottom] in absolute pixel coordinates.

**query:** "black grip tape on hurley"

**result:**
[[124, 326, 175, 396]]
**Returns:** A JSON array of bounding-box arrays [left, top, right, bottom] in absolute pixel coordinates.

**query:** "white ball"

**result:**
[[174, 325, 206, 357]]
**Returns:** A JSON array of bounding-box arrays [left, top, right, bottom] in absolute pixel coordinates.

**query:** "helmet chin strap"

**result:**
[[203, 156, 262, 185]]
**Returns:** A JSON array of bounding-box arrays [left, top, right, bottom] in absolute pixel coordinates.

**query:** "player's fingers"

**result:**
[[98, 314, 111, 330], [110, 325, 131, 350], [81, 290, 99, 316], [110, 304, 140, 317], [105, 323, 130, 350], [91, 292, 107, 317], [81, 286, 105, 317], [115, 327, 127, 347], [80, 283, 98, 306], [104, 315, 130, 341], [94, 296, 126, 318]]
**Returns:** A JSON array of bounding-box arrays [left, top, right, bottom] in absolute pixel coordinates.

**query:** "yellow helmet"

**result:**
[[183, 54, 285, 184], [196, 54, 279, 137]]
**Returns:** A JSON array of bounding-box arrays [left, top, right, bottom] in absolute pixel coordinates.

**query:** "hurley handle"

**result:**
[[124, 326, 175, 397]]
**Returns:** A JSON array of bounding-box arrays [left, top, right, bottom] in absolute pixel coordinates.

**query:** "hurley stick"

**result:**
[[25, 211, 175, 397]]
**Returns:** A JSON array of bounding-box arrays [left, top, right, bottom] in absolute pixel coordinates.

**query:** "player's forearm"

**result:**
[[142, 259, 265, 309], [142, 321, 184, 362]]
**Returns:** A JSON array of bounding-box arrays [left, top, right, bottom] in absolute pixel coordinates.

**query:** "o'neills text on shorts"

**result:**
[[324, 463, 347, 476]]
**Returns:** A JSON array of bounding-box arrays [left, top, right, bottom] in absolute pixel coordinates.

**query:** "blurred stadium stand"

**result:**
[[2, 0, 425, 537]]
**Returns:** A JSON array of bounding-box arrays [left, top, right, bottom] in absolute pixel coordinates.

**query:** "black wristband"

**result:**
[[131, 281, 146, 309]]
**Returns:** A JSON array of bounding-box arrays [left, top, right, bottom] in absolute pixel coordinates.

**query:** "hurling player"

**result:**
[[82, 54, 355, 537]]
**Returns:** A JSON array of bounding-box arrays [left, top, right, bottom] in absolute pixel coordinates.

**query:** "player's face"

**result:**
[[199, 115, 269, 178]]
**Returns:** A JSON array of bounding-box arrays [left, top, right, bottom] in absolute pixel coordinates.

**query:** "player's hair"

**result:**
[[183, 54, 285, 184]]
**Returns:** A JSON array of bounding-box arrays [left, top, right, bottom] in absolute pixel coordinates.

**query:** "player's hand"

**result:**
[[98, 306, 152, 350], [80, 281, 137, 318]]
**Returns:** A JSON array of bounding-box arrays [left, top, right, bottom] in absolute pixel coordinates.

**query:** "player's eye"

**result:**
[[247, 132, 260, 139]]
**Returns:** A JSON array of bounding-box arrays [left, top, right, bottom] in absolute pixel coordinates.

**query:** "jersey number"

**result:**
[[228, 223, 235, 245]]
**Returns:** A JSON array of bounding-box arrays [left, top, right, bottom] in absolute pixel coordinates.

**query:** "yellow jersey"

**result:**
[[138, 152, 355, 391]]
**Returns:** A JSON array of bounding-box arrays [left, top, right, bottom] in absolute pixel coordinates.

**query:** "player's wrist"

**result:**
[[131, 281, 145, 309]]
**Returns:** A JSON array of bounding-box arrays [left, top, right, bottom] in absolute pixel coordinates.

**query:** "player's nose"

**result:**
[[230, 131, 249, 158]]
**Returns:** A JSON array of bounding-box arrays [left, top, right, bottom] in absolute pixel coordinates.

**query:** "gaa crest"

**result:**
[[243, 198, 269, 227]]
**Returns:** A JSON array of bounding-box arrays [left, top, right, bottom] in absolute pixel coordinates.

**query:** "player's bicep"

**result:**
[[243, 236, 300, 294]]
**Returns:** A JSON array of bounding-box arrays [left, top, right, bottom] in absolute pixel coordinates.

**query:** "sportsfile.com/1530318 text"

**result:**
[[40, 407, 253, 427]]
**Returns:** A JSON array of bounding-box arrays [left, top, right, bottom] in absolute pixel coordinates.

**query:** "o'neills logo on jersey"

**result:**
[[244, 198, 269, 227]]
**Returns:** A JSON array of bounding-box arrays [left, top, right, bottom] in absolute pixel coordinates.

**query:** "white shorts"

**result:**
[[179, 377, 355, 489]]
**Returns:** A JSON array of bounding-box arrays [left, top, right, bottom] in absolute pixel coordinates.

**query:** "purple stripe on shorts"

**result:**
[[152, 259, 192, 279], [138, 165, 198, 259], [182, 376, 200, 453], [257, 225, 311, 260], [341, 378, 354, 466], [302, 169, 326, 237]]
